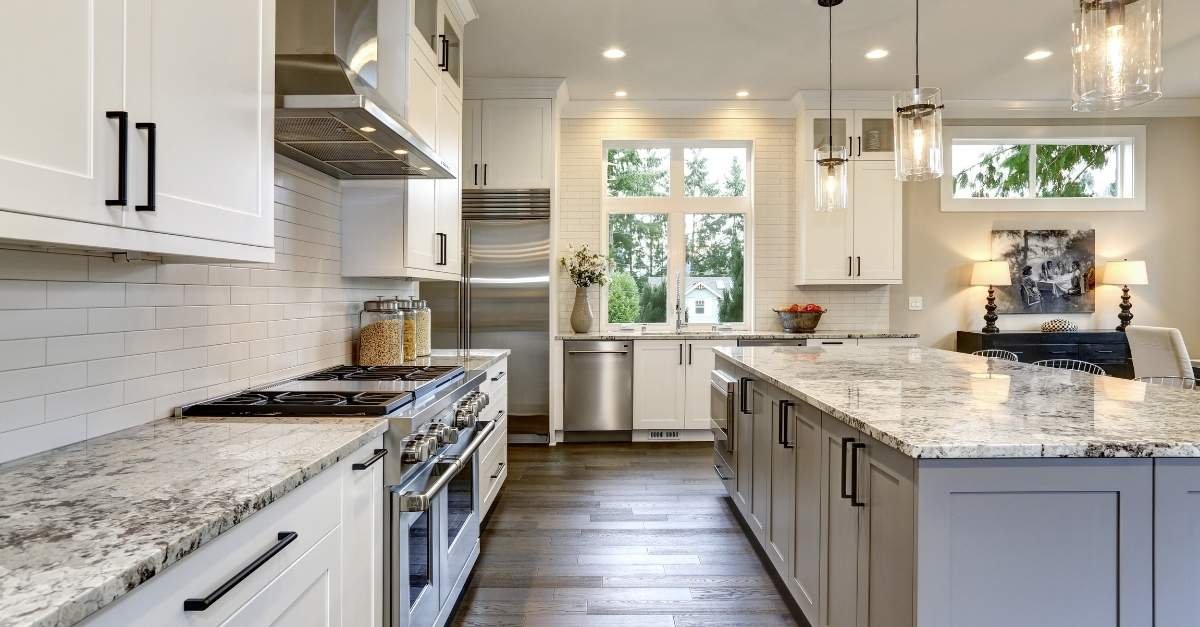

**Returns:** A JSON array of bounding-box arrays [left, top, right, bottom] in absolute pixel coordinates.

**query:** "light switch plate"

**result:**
[[908, 297, 924, 311]]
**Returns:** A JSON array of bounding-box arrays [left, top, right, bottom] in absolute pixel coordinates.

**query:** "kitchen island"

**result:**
[[714, 345, 1200, 627]]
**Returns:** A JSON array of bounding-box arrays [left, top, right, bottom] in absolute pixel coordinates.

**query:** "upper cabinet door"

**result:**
[[462, 100, 483, 189], [0, 3, 131, 226], [124, 0, 274, 248], [796, 163, 855, 284], [435, 94, 462, 275], [480, 99, 552, 189], [803, 109, 854, 157], [851, 161, 903, 283], [853, 111, 896, 162], [406, 37, 441, 149], [438, 6, 464, 99], [410, 0, 440, 68]]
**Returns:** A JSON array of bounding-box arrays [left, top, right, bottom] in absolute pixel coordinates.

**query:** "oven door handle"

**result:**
[[394, 420, 497, 512]]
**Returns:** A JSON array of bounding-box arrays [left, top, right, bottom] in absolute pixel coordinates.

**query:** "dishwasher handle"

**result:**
[[566, 349, 630, 355]]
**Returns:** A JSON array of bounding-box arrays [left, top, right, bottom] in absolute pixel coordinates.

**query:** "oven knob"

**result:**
[[453, 407, 476, 429], [426, 423, 459, 446], [400, 434, 434, 463], [476, 392, 489, 409]]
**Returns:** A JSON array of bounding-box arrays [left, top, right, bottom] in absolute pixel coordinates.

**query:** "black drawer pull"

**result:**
[[840, 437, 855, 499], [352, 448, 387, 471], [135, 122, 156, 211], [105, 111, 128, 206], [850, 442, 866, 507], [183, 531, 298, 611], [491, 371, 506, 382], [739, 377, 753, 414], [713, 464, 731, 481], [491, 462, 506, 479]]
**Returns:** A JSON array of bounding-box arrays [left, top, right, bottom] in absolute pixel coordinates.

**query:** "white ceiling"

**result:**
[[464, 0, 1200, 102]]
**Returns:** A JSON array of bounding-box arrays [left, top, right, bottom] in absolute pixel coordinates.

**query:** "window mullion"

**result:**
[[1027, 143, 1038, 199]]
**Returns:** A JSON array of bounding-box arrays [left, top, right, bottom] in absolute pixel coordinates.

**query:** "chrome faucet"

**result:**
[[674, 272, 688, 332]]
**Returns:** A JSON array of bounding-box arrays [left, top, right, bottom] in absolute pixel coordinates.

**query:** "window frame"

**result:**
[[600, 139, 754, 330], [941, 125, 1146, 212]]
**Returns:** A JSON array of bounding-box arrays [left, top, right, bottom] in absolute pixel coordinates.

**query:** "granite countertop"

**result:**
[[400, 348, 510, 371], [0, 416, 388, 627], [556, 330, 918, 341], [716, 345, 1200, 459]]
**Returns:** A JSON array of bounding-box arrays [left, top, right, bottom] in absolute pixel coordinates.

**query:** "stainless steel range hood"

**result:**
[[275, 0, 453, 179]]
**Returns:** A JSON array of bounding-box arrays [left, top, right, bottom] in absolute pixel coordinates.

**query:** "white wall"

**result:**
[[0, 160, 414, 463], [557, 117, 891, 333], [890, 117, 1200, 350]]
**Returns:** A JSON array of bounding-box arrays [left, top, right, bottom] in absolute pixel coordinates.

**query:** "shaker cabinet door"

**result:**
[[851, 161, 903, 283], [790, 401, 824, 624], [820, 413, 861, 627], [480, 99, 552, 188], [0, 2, 131, 227], [632, 341, 686, 430]]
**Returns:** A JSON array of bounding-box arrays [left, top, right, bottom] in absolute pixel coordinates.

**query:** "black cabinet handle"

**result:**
[[858, 135, 863, 157], [713, 464, 731, 481], [352, 448, 387, 471], [474, 163, 479, 186], [840, 437, 855, 499], [105, 111, 128, 206], [739, 377, 753, 414], [483, 163, 488, 186], [679, 343, 683, 365], [779, 401, 794, 449], [491, 371, 506, 382], [823, 341, 845, 345], [439, 35, 450, 71], [435, 233, 447, 265], [850, 442, 866, 507], [857, 256, 862, 277], [491, 461, 506, 479], [848, 256, 853, 277], [135, 122, 156, 211], [183, 531, 298, 611], [688, 344, 693, 365]]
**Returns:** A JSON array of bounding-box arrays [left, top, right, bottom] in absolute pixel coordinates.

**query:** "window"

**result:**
[[603, 141, 751, 328], [942, 126, 1145, 212]]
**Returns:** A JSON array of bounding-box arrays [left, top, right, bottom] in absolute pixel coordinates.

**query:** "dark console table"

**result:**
[[957, 330, 1134, 379]]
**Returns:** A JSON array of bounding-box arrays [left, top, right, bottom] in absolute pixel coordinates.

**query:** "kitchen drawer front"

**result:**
[[481, 398, 509, 462], [479, 358, 509, 398], [481, 419, 509, 517], [481, 385, 508, 425], [1007, 344, 1079, 363], [1080, 343, 1130, 364], [81, 452, 344, 627]]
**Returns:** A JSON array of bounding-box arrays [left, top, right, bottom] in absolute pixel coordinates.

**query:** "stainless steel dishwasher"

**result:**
[[563, 340, 633, 442]]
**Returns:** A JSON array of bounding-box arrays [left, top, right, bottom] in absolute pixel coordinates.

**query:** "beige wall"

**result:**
[[891, 117, 1200, 350], [557, 117, 890, 333]]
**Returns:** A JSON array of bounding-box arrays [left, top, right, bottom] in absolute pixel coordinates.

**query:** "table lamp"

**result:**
[[971, 261, 1012, 334], [1103, 260, 1148, 332]]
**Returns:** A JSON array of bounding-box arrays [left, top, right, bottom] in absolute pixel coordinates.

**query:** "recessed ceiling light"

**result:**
[[614, 90, 628, 98], [603, 48, 626, 59], [1025, 49, 1053, 61], [359, 126, 376, 133], [418, 166, 432, 171], [865, 48, 889, 60], [735, 90, 750, 98], [393, 149, 408, 155]]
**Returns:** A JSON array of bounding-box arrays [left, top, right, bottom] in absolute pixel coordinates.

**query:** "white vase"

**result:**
[[570, 286, 594, 333]]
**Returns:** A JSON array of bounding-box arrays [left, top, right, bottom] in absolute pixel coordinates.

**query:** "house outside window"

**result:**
[[603, 140, 752, 329]]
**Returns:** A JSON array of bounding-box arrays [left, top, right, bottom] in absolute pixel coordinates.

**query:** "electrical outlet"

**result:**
[[908, 297, 924, 311]]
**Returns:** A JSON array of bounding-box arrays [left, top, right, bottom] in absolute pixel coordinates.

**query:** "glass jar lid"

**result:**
[[394, 296, 415, 310], [364, 296, 401, 313], [411, 298, 428, 309]]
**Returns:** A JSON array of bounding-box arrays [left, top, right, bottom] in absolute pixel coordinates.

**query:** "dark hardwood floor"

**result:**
[[451, 442, 800, 626]]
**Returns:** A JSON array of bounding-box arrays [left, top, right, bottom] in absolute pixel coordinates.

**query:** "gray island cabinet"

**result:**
[[714, 345, 1200, 627]]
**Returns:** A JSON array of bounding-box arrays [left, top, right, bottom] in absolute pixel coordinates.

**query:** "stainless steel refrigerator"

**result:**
[[423, 190, 551, 441]]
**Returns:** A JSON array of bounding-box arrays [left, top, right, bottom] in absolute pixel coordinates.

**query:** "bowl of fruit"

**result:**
[[773, 304, 826, 333]]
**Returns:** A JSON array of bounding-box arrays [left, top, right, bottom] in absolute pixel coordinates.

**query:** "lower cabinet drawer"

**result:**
[[480, 360, 508, 398], [1080, 343, 1130, 363], [481, 421, 509, 517], [1007, 344, 1079, 362], [82, 453, 343, 627]]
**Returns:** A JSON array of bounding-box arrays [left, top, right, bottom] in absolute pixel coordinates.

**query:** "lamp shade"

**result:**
[[1103, 260, 1148, 285], [971, 261, 1012, 287]]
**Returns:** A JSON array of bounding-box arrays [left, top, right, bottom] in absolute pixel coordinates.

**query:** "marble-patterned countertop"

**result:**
[[556, 331, 918, 341], [716, 346, 1200, 459], [0, 416, 387, 627], [399, 348, 510, 371]]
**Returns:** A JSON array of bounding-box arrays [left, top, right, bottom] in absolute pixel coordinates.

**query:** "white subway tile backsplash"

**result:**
[[0, 280, 47, 309], [47, 282, 125, 308], [0, 339, 46, 372], [47, 333, 124, 365], [45, 383, 124, 421], [0, 309, 87, 341], [0, 164, 415, 463]]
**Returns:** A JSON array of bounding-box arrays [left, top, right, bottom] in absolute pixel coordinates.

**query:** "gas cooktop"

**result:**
[[179, 365, 464, 417]]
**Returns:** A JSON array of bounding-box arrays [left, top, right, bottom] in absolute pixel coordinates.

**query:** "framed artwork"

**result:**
[[991, 229, 1096, 314]]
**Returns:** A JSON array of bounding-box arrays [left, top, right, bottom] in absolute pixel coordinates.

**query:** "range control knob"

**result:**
[[475, 391, 490, 409], [426, 423, 459, 446], [453, 407, 476, 430], [400, 434, 435, 463]]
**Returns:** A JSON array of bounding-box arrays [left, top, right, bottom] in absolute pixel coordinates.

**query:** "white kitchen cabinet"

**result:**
[[797, 160, 903, 285], [342, 440, 386, 627], [0, 3, 129, 227], [438, 4, 465, 100], [463, 99, 553, 189], [409, 0, 441, 69], [684, 340, 738, 430], [436, 94, 463, 275], [802, 109, 895, 162], [407, 37, 442, 151], [481, 358, 510, 517], [0, 1, 275, 262], [80, 437, 385, 627], [633, 341, 687, 430], [122, 0, 275, 249], [803, 109, 855, 156]]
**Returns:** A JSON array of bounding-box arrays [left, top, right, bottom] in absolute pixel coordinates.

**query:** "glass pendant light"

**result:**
[[1072, 0, 1163, 112], [814, 0, 848, 212], [893, 0, 944, 182]]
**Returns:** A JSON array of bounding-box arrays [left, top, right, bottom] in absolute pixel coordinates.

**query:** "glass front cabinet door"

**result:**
[[804, 110, 853, 156], [853, 111, 895, 161]]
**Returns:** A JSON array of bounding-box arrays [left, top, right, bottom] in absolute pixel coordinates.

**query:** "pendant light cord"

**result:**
[[914, 0, 920, 90], [828, 0, 833, 152]]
